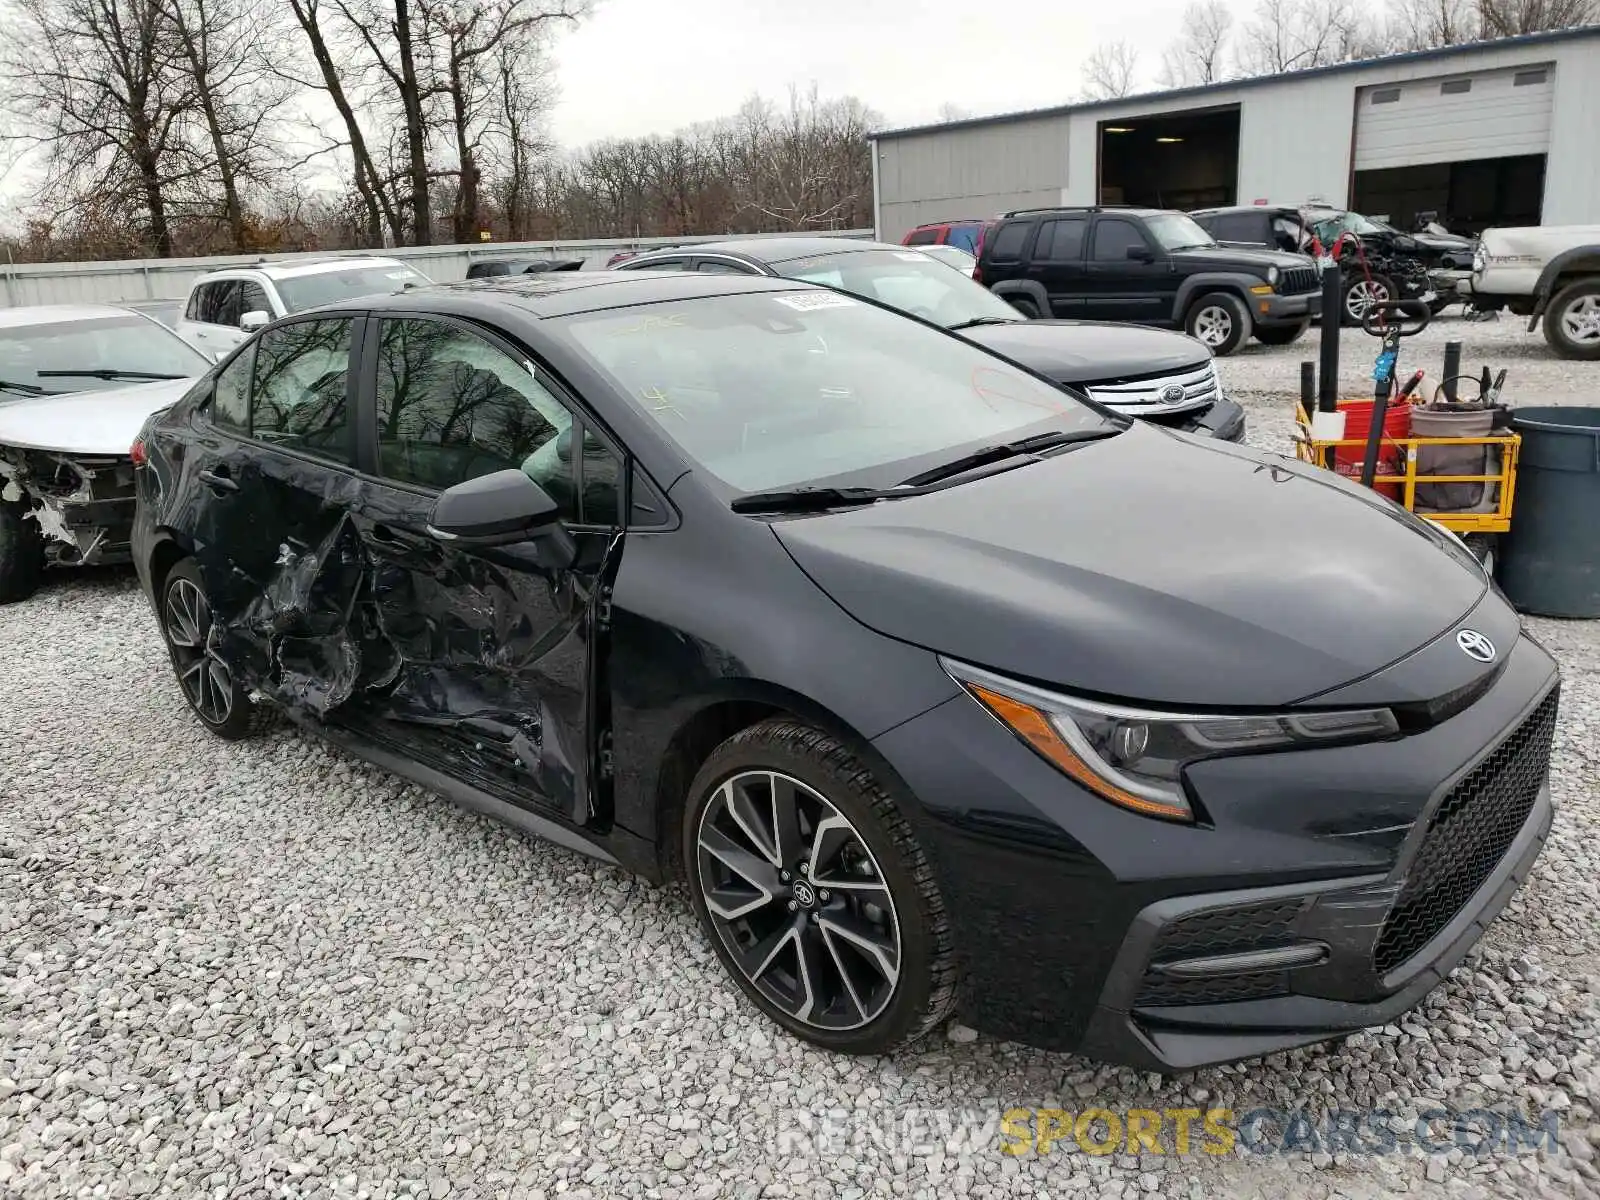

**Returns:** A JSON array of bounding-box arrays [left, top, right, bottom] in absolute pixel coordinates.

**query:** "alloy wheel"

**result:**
[[695, 770, 902, 1031], [1192, 305, 1234, 348], [1346, 279, 1390, 322], [164, 576, 235, 726], [1559, 294, 1600, 345]]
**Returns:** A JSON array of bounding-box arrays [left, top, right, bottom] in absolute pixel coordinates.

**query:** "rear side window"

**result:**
[[250, 318, 355, 464], [1036, 218, 1087, 261], [986, 220, 1031, 261], [1208, 213, 1268, 244], [905, 227, 940, 245], [195, 280, 242, 326]]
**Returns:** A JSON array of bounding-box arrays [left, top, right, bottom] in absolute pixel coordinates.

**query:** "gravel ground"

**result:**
[[3, 322, 1599, 1199]]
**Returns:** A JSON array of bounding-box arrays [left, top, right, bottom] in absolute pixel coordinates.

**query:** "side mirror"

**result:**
[[1126, 245, 1155, 262], [427, 469, 564, 547], [240, 310, 271, 332]]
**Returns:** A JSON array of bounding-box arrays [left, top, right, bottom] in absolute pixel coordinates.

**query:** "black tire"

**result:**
[[1183, 292, 1250, 356], [1542, 279, 1600, 361], [158, 558, 274, 740], [1253, 320, 1308, 347], [1464, 534, 1498, 579], [1341, 273, 1394, 327], [0, 499, 46, 605], [1007, 297, 1042, 319], [682, 718, 958, 1055]]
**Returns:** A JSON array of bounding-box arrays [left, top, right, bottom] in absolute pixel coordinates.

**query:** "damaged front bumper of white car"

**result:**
[[0, 446, 138, 566]]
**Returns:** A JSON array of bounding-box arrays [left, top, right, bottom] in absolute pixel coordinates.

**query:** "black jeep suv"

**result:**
[[974, 206, 1320, 356]]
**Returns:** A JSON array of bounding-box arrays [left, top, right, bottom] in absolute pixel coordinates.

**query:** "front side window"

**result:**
[[211, 348, 252, 433], [0, 314, 210, 396], [250, 318, 354, 464], [1091, 219, 1148, 262], [561, 291, 1111, 495], [240, 282, 273, 320], [274, 264, 429, 313], [373, 318, 619, 525]]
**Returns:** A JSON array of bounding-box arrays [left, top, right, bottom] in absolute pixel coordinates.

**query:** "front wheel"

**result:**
[[158, 558, 273, 740], [1184, 292, 1250, 356], [682, 719, 958, 1054], [1254, 320, 1308, 346], [1543, 280, 1600, 361], [1342, 274, 1394, 327], [0, 499, 45, 605]]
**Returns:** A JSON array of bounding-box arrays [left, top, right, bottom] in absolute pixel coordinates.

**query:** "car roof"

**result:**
[[194, 256, 413, 283], [630, 237, 917, 267], [366, 270, 818, 320], [0, 303, 162, 329]]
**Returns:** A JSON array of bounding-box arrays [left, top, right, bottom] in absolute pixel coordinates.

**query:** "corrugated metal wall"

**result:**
[[874, 117, 1069, 242], [0, 230, 873, 309], [874, 30, 1600, 229]]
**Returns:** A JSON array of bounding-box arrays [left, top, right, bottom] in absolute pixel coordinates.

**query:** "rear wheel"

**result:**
[[682, 719, 958, 1054], [0, 499, 45, 605], [1543, 280, 1600, 361], [159, 558, 272, 739], [1253, 320, 1308, 346], [1007, 297, 1042, 319], [1184, 292, 1250, 356]]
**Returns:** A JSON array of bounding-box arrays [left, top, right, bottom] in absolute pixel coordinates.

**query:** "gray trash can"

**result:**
[[1497, 406, 1600, 619]]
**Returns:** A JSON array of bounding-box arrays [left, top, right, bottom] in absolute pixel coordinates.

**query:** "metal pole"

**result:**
[[1317, 267, 1342, 415], [1441, 340, 1462, 403], [1300, 361, 1315, 419]]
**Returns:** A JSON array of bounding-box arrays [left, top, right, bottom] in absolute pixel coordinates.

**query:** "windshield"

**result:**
[[1310, 210, 1385, 241], [772, 248, 1020, 329], [275, 264, 430, 312], [1144, 214, 1215, 251], [0, 314, 210, 395], [561, 290, 1111, 494]]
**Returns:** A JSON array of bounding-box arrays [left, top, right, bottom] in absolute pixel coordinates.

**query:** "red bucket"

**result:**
[[1333, 400, 1412, 500]]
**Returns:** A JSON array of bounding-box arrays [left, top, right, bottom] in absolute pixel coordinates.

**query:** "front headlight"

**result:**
[[942, 659, 1399, 822], [1267, 266, 1280, 287]]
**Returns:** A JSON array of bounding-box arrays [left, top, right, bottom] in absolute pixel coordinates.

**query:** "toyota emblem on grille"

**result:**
[[1457, 629, 1496, 662], [1159, 384, 1186, 403]]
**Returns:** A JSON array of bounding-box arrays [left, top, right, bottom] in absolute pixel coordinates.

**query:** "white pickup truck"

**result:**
[[175, 255, 431, 359], [1462, 225, 1600, 360]]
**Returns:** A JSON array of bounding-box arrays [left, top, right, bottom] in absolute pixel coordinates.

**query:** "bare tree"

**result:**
[[1478, 0, 1597, 36], [1235, 0, 1374, 74], [729, 87, 876, 230], [1373, 0, 1480, 51], [1082, 39, 1141, 99], [1, 0, 197, 256], [1159, 0, 1236, 86]]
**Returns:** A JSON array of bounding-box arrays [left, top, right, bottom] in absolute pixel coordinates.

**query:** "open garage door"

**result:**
[[1352, 65, 1552, 233]]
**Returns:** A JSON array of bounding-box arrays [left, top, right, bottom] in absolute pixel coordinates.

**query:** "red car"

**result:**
[[901, 219, 986, 253]]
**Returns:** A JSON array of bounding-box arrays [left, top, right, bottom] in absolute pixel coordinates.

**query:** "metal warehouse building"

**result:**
[[870, 27, 1600, 242]]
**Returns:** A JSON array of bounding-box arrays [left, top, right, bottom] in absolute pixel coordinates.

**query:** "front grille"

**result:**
[[1083, 361, 1220, 414], [1373, 687, 1559, 976], [1134, 897, 1307, 1007], [1279, 267, 1320, 295]]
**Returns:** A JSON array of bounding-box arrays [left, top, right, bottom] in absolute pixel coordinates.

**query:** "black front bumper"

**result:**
[[1169, 397, 1245, 443], [875, 627, 1559, 1069], [1258, 291, 1322, 326]]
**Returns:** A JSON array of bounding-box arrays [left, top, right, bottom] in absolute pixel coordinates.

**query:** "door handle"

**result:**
[[197, 467, 238, 493], [371, 523, 445, 562]]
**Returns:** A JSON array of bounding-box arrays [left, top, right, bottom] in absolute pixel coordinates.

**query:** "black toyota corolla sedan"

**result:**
[[130, 272, 1558, 1070]]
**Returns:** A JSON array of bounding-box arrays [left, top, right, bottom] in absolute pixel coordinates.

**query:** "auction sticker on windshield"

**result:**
[[775, 293, 857, 311]]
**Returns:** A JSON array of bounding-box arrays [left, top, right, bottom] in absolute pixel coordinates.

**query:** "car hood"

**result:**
[[1410, 231, 1473, 252], [0, 377, 195, 455], [773, 424, 1491, 708], [1172, 245, 1310, 273], [959, 320, 1206, 383]]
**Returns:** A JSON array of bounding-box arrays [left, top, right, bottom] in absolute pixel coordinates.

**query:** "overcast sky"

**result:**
[[550, 0, 1212, 142]]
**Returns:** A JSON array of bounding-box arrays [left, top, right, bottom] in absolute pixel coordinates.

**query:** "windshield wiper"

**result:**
[[36, 368, 189, 381], [0, 379, 51, 396], [731, 486, 900, 514], [946, 316, 1018, 330], [897, 427, 1122, 488]]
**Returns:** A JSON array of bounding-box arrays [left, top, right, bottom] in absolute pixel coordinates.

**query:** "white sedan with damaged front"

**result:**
[[0, 304, 213, 603]]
